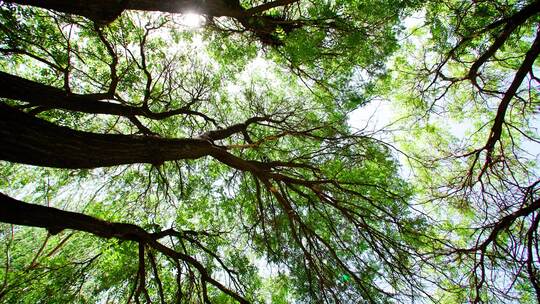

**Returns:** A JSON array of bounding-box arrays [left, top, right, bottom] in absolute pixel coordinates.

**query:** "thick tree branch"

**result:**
[[0, 102, 314, 183], [243, 0, 299, 16], [0, 103, 214, 168], [4, 0, 245, 23], [467, 20, 520, 86], [0, 71, 216, 124], [4, 0, 299, 46], [0, 192, 250, 304], [483, 27, 540, 159], [458, 198, 540, 253]]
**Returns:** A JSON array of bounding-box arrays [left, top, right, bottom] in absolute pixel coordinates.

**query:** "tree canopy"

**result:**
[[0, 0, 538, 303]]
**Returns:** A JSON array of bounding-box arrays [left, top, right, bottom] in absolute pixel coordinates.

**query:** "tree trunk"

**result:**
[[0, 192, 147, 238], [0, 103, 213, 168], [0, 102, 268, 175], [4, 0, 298, 45], [4, 0, 245, 24], [0, 71, 180, 119]]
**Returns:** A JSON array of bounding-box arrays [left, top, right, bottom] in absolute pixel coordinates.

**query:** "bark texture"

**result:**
[[0, 71, 204, 120], [0, 102, 269, 175], [0, 192, 147, 237], [5, 0, 245, 23], [0, 103, 214, 168], [4, 0, 299, 45]]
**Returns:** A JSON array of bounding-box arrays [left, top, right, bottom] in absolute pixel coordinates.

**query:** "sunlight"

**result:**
[[179, 13, 204, 27]]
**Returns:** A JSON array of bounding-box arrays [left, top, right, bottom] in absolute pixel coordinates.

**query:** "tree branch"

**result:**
[[0, 192, 250, 304]]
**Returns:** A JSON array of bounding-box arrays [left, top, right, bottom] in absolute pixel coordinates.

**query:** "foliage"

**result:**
[[384, 0, 540, 302], [0, 0, 538, 303]]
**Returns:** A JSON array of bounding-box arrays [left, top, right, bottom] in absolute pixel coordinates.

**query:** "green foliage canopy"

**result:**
[[0, 0, 538, 303]]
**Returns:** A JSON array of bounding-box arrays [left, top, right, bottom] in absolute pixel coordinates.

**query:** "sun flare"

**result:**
[[180, 13, 203, 27]]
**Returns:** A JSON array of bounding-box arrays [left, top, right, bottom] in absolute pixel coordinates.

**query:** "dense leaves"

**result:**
[[0, 0, 538, 303]]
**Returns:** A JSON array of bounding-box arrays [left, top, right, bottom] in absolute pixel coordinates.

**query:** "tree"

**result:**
[[0, 0, 539, 303], [0, 2, 428, 303], [4, 0, 418, 89], [385, 0, 540, 302]]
